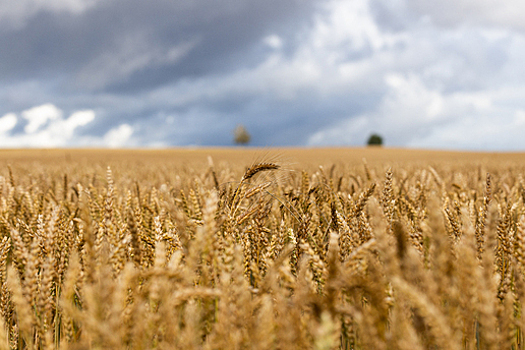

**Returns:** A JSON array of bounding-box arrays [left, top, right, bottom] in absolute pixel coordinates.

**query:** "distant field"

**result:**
[[0, 146, 523, 169], [1, 147, 525, 349]]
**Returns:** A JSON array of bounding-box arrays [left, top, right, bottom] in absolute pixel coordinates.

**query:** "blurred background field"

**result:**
[[1, 147, 523, 170]]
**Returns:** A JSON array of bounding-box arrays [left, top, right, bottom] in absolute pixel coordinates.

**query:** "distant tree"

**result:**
[[367, 133, 383, 146], [233, 124, 251, 145]]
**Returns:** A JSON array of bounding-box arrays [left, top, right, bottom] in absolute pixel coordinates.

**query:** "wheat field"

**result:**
[[1, 148, 525, 349]]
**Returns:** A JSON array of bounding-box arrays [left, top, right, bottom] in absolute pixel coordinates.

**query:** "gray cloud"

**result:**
[[405, 0, 525, 30], [0, 0, 319, 91], [0, 0, 101, 29]]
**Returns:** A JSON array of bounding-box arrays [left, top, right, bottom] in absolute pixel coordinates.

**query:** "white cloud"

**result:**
[[22, 103, 62, 133], [0, 104, 138, 148], [263, 35, 283, 50], [0, 0, 101, 29], [514, 110, 525, 126], [0, 113, 17, 134], [0, 104, 96, 147], [307, 72, 525, 150], [311, 0, 400, 53], [50, 109, 95, 139], [103, 124, 133, 148], [406, 0, 525, 30], [68, 109, 95, 126]]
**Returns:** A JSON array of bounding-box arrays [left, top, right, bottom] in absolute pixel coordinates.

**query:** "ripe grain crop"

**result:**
[[1, 148, 525, 349]]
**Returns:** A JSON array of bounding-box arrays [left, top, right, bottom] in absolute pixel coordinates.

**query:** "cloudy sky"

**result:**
[[1, 0, 525, 150]]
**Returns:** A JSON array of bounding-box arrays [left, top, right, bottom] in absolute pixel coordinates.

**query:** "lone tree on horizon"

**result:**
[[367, 133, 383, 146], [233, 124, 251, 145]]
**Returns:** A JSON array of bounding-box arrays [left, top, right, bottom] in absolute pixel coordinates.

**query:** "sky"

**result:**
[[1, 0, 525, 150]]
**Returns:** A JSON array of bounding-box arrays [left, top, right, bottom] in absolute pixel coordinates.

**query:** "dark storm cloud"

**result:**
[[0, 0, 319, 92]]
